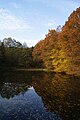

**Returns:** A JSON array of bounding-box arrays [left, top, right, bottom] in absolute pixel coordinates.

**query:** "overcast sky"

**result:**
[[0, 0, 80, 46]]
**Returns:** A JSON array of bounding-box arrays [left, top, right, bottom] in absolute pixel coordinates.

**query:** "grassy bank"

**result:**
[[16, 68, 50, 72]]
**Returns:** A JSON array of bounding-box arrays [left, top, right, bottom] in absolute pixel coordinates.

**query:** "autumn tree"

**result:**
[[54, 7, 80, 75], [32, 29, 59, 68]]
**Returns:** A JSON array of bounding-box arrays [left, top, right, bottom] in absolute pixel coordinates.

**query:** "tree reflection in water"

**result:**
[[0, 71, 80, 120]]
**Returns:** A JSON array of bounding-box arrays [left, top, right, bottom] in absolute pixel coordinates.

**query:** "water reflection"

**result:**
[[0, 71, 80, 120]]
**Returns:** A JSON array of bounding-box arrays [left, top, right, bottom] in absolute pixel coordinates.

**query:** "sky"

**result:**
[[0, 0, 80, 47]]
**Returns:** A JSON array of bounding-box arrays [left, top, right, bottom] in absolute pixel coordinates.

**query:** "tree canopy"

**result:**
[[0, 38, 34, 68], [0, 7, 80, 76], [33, 7, 80, 76]]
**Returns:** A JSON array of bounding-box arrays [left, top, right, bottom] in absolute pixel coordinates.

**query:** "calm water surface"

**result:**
[[0, 71, 80, 120]]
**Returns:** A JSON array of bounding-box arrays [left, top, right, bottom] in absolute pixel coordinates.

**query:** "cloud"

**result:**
[[0, 8, 32, 30]]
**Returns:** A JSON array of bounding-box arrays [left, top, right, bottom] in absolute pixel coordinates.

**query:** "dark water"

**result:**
[[0, 71, 80, 120]]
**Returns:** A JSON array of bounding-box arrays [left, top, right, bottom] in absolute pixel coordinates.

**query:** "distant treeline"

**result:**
[[0, 38, 35, 68], [0, 7, 80, 76]]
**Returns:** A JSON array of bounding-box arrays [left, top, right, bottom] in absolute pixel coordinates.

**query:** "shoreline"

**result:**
[[0, 67, 80, 77]]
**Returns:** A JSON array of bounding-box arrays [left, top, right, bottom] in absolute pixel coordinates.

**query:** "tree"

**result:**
[[56, 25, 62, 32], [0, 38, 34, 68], [32, 29, 59, 68], [22, 42, 27, 48], [3, 37, 23, 48], [0, 42, 6, 65], [55, 7, 80, 75]]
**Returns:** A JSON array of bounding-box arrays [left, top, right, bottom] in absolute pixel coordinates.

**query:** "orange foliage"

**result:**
[[32, 30, 58, 68]]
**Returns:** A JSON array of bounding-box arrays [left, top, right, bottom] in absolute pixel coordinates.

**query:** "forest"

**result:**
[[0, 7, 80, 76]]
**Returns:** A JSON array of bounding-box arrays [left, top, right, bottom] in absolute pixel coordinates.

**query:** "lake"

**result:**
[[0, 71, 80, 120]]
